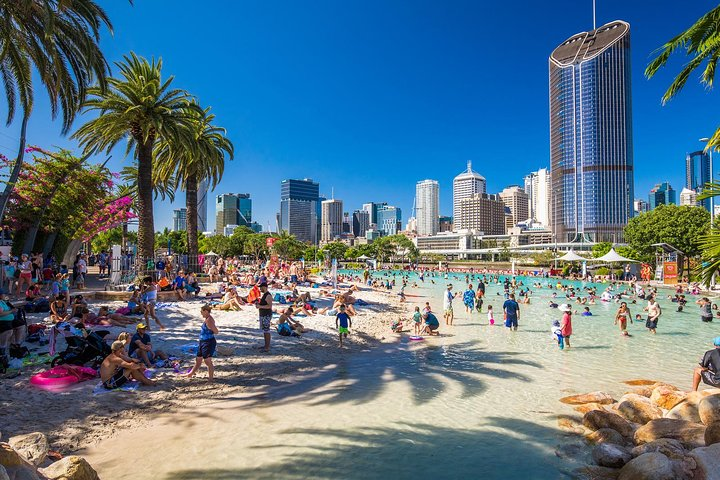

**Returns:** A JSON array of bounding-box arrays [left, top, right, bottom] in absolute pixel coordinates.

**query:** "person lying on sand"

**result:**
[[100, 341, 156, 390]]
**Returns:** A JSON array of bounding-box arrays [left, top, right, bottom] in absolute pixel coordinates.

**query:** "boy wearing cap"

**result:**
[[129, 323, 166, 368], [693, 337, 720, 391]]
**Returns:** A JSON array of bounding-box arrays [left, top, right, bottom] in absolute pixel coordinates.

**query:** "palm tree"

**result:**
[[0, 0, 115, 227], [73, 53, 198, 272], [155, 104, 233, 272]]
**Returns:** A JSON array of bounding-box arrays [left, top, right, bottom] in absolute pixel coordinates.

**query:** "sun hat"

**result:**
[[558, 304, 572, 312], [136, 323, 147, 330], [714, 336, 720, 347]]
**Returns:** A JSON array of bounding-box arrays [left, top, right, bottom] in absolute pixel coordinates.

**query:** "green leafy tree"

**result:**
[[344, 247, 360, 259], [373, 237, 396, 263], [303, 245, 319, 263], [271, 231, 305, 260], [155, 103, 233, 270], [73, 53, 198, 271], [155, 228, 188, 254], [199, 234, 231, 257], [246, 233, 270, 261], [0, 0, 116, 226], [320, 241, 348, 260]]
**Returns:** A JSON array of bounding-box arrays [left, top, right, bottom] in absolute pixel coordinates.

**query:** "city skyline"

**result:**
[[1, 1, 716, 233]]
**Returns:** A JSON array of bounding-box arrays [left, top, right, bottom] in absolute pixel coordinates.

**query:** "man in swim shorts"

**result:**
[[100, 341, 156, 390], [693, 336, 720, 391], [503, 293, 520, 331]]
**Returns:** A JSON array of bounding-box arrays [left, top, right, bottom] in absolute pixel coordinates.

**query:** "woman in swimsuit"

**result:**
[[142, 277, 165, 330], [185, 305, 219, 381], [614, 302, 633, 336]]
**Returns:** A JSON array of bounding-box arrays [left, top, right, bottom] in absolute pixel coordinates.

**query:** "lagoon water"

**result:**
[[84, 271, 719, 479]]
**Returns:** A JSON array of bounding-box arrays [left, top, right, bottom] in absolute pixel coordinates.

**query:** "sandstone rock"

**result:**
[[698, 394, 720, 426], [558, 414, 586, 435], [617, 394, 663, 424], [586, 428, 626, 446], [573, 465, 621, 479], [623, 379, 660, 386], [583, 410, 635, 439], [689, 443, 720, 480], [618, 452, 675, 480], [634, 418, 706, 449], [40, 456, 99, 480], [561, 391, 615, 405], [8, 433, 48, 467], [575, 403, 609, 415], [686, 390, 712, 406], [705, 421, 720, 446], [627, 386, 654, 398], [631, 438, 687, 460], [651, 386, 687, 410], [0, 444, 27, 468], [592, 443, 632, 468], [666, 402, 702, 423]]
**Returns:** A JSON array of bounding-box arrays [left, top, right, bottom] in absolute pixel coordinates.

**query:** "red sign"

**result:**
[[266, 237, 277, 247], [663, 261, 678, 284]]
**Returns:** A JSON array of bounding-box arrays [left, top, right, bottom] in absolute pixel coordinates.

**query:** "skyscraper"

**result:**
[[215, 193, 252, 235], [679, 188, 698, 207], [633, 199, 649, 215], [197, 179, 209, 232], [415, 179, 440, 237], [499, 186, 530, 232], [458, 194, 505, 235], [377, 205, 402, 235], [362, 202, 387, 228], [453, 161, 486, 230], [649, 182, 676, 209], [686, 150, 711, 211], [173, 208, 187, 231], [321, 199, 343, 243], [352, 210, 370, 238], [549, 20, 634, 243], [280, 179, 320, 244], [524, 168, 551, 227]]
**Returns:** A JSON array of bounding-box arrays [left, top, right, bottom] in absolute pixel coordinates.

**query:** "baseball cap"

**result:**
[[714, 336, 720, 347], [258, 281, 268, 287], [136, 323, 147, 330]]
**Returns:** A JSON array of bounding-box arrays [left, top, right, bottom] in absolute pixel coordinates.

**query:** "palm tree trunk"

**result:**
[[0, 114, 29, 229], [42, 231, 58, 258], [185, 173, 199, 273], [136, 140, 155, 275]]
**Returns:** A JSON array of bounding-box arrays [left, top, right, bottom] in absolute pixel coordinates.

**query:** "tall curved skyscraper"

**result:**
[[549, 20, 634, 243]]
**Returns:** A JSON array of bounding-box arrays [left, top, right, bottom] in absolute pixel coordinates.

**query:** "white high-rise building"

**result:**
[[197, 179, 209, 232], [453, 161, 486, 230], [321, 199, 343, 243], [415, 179, 439, 237], [523, 168, 551, 227], [679, 187, 698, 207], [499, 186, 530, 233]]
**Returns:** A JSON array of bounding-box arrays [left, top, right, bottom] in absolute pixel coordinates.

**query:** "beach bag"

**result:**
[[158, 277, 170, 289]]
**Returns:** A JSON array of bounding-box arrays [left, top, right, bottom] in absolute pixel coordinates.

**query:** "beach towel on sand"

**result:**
[[91, 369, 156, 395]]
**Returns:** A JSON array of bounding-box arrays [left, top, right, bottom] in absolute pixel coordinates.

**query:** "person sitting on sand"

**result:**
[[693, 336, 720, 391], [25, 283, 42, 302], [171, 271, 187, 301], [128, 323, 167, 368], [116, 332, 145, 368], [332, 295, 356, 316], [100, 341, 156, 390], [277, 307, 308, 336], [421, 311, 440, 336], [70, 295, 87, 318], [80, 307, 132, 328], [213, 287, 244, 311], [97, 306, 136, 325], [50, 294, 68, 324], [127, 290, 146, 315]]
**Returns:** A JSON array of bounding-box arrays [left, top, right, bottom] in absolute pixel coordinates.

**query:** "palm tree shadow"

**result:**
[[164, 419, 568, 480]]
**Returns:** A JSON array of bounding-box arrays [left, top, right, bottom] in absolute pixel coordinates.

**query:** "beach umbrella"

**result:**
[[205, 251, 219, 257], [594, 248, 638, 263], [357, 255, 370, 260], [556, 250, 586, 262]]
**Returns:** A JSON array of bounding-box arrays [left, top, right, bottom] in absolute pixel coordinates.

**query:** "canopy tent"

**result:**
[[556, 250, 587, 262], [357, 255, 371, 260], [204, 251, 219, 257], [594, 248, 638, 263]]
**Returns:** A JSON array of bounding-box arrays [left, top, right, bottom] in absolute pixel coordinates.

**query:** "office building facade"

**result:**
[[173, 208, 187, 232], [633, 199, 649, 215], [649, 182, 676, 209], [453, 161, 486, 230], [686, 150, 711, 211], [415, 179, 440, 237], [321, 199, 343, 243], [377, 205, 402, 236], [458, 193, 506, 235], [215, 193, 252, 235], [679, 187, 698, 207], [524, 168, 551, 227], [352, 210, 370, 238], [549, 20, 634, 243], [499, 186, 530, 233], [280, 179, 320, 244]]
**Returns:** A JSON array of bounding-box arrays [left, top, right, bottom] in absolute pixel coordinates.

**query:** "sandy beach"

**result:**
[[0, 282, 407, 454]]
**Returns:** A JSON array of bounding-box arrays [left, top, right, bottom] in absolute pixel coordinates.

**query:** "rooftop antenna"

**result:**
[[467, 160, 472, 173], [593, 0, 596, 29], [331, 187, 334, 200]]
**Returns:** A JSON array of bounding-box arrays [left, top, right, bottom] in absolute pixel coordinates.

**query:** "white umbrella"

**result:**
[[357, 255, 370, 260], [556, 250, 586, 262], [205, 251, 219, 257], [594, 248, 638, 263]]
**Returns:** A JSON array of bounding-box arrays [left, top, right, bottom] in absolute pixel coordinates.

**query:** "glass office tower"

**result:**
[[549, 20, 634, 243], [686, 150, 711, 211], [279, 179, 320, 244]]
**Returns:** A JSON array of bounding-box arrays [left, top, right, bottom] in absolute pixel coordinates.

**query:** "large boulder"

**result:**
[[558, 414, 587, 435], [634, 418, 706, 449], [0, 445, 40, 480], [651, 386, 687, 410], [686, 390, 712, 406], [8, 433, 48, 467], [705, 421, 720, 446], [631, 438, 687, 460], [583, 410, 635, 439], [561, 392, 615, 405], [586, 428, 626, 446], [688, 443, 720, 480], [39, 456, 99, 480], [698, 394, 720, 426], [572, 465, 620, 480], [666, 402, 702, 423], [618, 452, 675, 480], [617, 394, 663, 424], [575, 403, 612, 415], [623, 379, 660, 386], [592, 443, 632, 468]]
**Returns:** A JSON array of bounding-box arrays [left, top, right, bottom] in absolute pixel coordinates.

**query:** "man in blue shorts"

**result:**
[[503, 293, 520, 331]]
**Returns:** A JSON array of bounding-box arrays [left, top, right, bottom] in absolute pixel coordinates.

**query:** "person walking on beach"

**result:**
[[559, 304, 573, 348], [335, 304, 352, 347], [443, 284, 457, 325], [185, 305, 219, 381], [503, 293, 520, 331], [255, 282, 273, 352], [644, 297, 661, 334], [614, 302, 633, 336]]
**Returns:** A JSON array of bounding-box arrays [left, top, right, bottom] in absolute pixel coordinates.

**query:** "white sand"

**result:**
[[0, 283, 409, 453]]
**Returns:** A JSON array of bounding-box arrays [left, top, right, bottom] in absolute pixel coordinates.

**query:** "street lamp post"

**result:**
[[700, 137, 714, 227]]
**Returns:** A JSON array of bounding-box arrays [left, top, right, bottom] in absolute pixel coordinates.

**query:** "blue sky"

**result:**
[[1, 0, 718, 232]]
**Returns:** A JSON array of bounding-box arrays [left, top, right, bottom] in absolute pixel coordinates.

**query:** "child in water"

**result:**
[[487, 305, 495, 325], [552, 320, 564, 349]]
